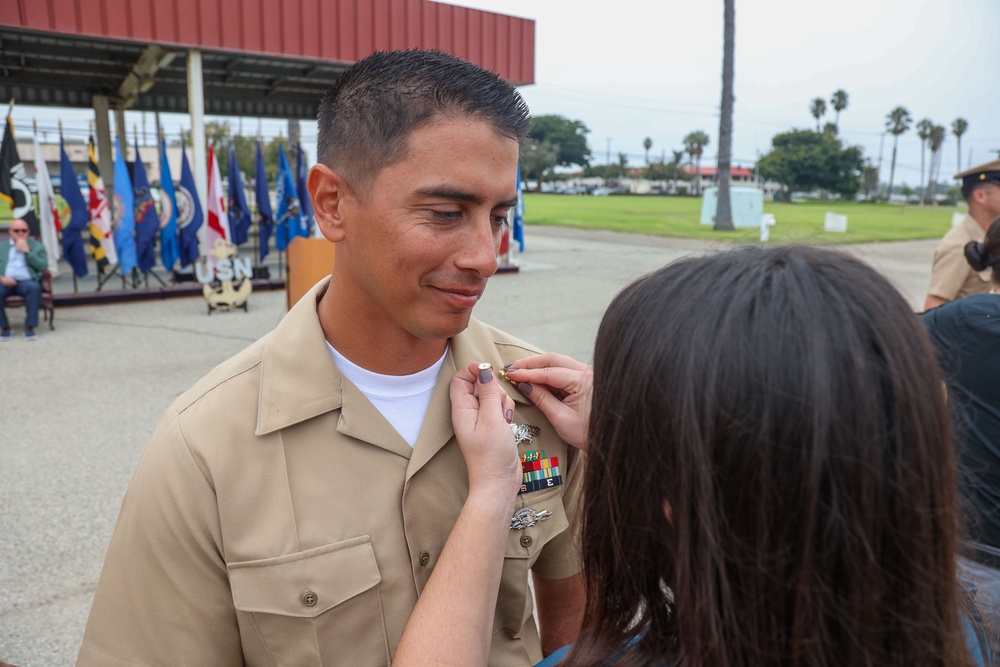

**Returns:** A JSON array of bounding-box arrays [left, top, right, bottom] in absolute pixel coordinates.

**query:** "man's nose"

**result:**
[[457, 216, 500, 277]]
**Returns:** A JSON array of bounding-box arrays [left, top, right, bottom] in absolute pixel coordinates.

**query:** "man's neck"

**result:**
[[316, 284, 449, 376], [970, 207, 995, 233]]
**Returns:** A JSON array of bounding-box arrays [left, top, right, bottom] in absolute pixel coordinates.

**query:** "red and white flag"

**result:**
[[205, 143, 231, 257]]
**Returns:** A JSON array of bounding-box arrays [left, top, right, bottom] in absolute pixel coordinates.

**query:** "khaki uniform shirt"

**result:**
[[927, 215, 992, 302], [79, 279, 584, 667]]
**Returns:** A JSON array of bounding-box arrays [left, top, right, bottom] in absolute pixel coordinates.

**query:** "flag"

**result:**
[[274, 142, 301, 251], [0, 116, 41, 237], [512, 162, 525, 252], [177, 146, 203, 267], [60, 138, 90, 278], [87, 134, 117, 271], [205, 143, 230, 257], [32, 133, 61, 276], [158, 138, 179, 271], [131, 148, 159, 273], [255, 140, 274, 262], [296, 141, 314, 237], [227, 142, 251, 245], [112, 137, 137, 273]]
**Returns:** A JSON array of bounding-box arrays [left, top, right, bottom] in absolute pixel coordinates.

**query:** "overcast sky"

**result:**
[[462, 0, 1000, 186], [13, 0, 1000, 188]]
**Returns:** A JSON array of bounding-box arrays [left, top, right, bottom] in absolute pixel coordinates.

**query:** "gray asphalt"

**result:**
[[0, 227, 940, 666]]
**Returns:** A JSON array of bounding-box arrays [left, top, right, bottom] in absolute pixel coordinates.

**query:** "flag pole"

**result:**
[[7, 98, 14, 119]]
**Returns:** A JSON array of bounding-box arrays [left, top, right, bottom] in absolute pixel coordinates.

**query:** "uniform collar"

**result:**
[[255, 277, 344, 436], [254, 277, 530, 438]]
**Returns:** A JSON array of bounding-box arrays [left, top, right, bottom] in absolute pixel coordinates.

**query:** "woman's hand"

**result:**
[[450, 362, 522, 501], [505, 353, 593, 451]]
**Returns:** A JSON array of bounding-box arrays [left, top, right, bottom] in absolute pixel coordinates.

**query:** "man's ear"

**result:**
[[308, 164, 351, 243]]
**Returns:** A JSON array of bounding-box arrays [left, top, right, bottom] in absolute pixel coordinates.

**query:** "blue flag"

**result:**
[[131, 150, 159, 273], [274, 143, 301, 251], [112, 137, 137, 273], [59, 138, 90, 277], [296, 142, 314, 237], [512, 162, 525, 252], [228, 142, 252, 245], [158, 139, 179, 271], [177, 147, 203, 267], [255, 140, 274, 261]]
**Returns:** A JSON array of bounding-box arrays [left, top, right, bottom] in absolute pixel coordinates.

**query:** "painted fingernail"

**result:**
[[517, 382, 533, 396], [503, 362, 515, 369], [505, 409, 513, 423], [477, 362, 493, 384]]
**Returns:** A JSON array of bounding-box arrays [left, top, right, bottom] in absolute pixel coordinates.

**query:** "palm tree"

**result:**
[[617, 152, 629, 181], [684, 130, 710, 196], [915, 119, 933, 204], [831, 89, 849, 132], [715, 0, 735, 231], [885, 106, 912, 201], [926, 124, 946, 204], [953, 118, 969, 175], [642, 137, 652, 165], [810, 97, 827, 132]]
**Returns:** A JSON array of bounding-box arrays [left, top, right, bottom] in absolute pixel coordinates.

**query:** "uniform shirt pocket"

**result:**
[[228, 536, 390, 666]]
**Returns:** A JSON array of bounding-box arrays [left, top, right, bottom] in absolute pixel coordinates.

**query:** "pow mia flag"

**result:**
[[0, 116, 41, 237]]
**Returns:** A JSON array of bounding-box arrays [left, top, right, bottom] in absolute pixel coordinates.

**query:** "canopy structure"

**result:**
[[0, 0, 535, 206]]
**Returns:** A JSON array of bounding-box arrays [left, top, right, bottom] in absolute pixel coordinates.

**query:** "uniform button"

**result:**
[[302, 591, 318, 607], [419, 552, 430, 566], [520, 535, 532, 548]]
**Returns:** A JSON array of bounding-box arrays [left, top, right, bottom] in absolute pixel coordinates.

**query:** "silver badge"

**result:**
[[510, 422, 540, 446], [510, 507, 553, 530]]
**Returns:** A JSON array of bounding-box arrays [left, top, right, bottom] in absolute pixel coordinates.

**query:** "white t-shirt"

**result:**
[[326, 343, 447, 448]]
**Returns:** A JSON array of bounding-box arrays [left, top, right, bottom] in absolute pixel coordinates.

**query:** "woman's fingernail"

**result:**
[[517, 382, 533, 396], [477, 362, 493, 384], [505, 409, 513, 423], [503, 362, 514, 369]]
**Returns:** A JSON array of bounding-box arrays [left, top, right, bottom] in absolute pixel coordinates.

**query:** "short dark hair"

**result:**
[[961, 179, 999, 202], [568, 246, 974, 666], [316, 49, 531, 196], [964, 215, 1000, 282]]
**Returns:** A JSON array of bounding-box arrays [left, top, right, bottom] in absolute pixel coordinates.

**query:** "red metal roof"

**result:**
[[683, 165, 754, 178], [0, 0, 535, 84]]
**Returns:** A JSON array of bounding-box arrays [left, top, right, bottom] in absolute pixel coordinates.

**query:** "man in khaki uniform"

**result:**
[[79, 50, 585, 666], [924, 160, 1000, 310]]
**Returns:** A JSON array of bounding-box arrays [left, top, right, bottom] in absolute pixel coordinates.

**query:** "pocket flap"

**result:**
[[505, 495, 569, 559], [228, 535, 381, 618]]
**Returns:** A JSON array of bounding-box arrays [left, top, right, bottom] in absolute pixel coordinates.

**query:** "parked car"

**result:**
[[590, 187, 612, 196]]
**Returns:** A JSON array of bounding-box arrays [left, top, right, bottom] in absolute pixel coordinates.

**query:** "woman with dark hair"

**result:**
[[492, 245, 989, 666], [922, 216, 1000, 654]]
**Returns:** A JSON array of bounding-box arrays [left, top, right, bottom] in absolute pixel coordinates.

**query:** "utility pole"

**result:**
[[876, 131, 886, 198], [606, 138, 611, 165]]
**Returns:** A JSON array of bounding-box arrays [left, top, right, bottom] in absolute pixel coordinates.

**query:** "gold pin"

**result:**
[[497, 367, 515, 385]]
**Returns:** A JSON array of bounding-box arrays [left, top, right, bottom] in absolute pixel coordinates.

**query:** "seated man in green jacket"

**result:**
[[0, 218, 48, 341]]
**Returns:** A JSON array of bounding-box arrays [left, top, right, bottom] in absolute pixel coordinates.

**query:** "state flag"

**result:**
[[88, 135, 117, 271]]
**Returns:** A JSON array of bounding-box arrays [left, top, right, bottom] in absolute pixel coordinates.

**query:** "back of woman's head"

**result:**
[[964, 216, 1000, 282], [570, 245, 967, 667]]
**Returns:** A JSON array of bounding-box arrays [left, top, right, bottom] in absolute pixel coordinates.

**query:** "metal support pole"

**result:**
[[187, 49, 207, 256], [93, 95, 114, 200]]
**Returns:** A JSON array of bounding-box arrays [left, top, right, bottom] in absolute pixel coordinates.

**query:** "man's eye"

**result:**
[[433, 210, 462, 221]]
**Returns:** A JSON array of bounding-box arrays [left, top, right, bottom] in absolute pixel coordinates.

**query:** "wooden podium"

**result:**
[[285, 238, 336, 310]]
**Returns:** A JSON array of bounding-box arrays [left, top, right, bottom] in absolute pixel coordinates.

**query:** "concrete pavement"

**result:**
[[0, 227, 940, 666]]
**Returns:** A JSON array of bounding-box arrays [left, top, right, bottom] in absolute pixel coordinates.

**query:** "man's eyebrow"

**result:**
[[415, 186, 517, 208]]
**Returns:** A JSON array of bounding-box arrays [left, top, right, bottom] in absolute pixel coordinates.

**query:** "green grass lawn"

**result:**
[[3, 192, 961, 245], [523, 194, 961, 244]]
